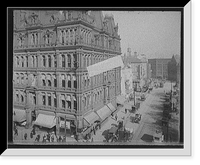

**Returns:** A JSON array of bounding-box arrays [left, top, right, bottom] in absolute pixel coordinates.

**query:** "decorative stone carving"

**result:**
[[29, 12, 39, 25]]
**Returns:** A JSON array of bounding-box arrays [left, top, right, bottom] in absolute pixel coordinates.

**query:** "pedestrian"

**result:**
[[59, 136, 62, 142], [125, 109, 127, 114], [91, 137, 93, 143], [51, 134, 54, 142], [99, 123, 101, 130], [24, 133, 27, 140], [30, 131, 33, 139], [38, 134, 40, 142], [62, 136, 66, 142], [14, 128, 18, 136], [47, 133, 50, 142], [93, 127, 96, 135], [35, 136, 38, 142], [32, 128, 36, 135], [115, 114, 118, 121], [42, 135, 46, 143]]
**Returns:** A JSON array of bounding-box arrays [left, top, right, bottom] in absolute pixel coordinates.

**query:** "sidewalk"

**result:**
[[92, 91, 150, 143]]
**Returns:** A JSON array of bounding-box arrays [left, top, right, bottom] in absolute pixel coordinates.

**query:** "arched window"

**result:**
[[61, 95, 65, 108], [21, 73, 24, 85], [73, 53, 77, 68], [67, 54, 71, 67], [67, 74, 71, 88], [46, 74, 51, 87], [61, 74, 65, 88], [21, 93, 24, 103], [42, 93, 46, 105], [52, 74, 57, 87], [16, 92, 19, 102], [53, 93, 57, 107], [72, 75, 77, 89], [66, 95, 71, 109], [21, 56, 24, 67], [42, 55, 46, 67], [47, 93, 51, 106], [48, 56, 51, 67], [33, 94, 36, 105], [41, 74, 46, 86], [72, 95, 77, 110], [61, 54, 65, 68]]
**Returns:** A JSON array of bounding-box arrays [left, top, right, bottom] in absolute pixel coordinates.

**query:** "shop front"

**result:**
[[56, 113, 76, 136]]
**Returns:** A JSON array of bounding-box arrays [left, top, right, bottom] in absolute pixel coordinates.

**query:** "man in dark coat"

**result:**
[[24, 133, 27, 140]]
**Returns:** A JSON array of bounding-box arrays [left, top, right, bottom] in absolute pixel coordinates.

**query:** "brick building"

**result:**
[[13, 10, 121, 136], [148, 58, 171, 79]]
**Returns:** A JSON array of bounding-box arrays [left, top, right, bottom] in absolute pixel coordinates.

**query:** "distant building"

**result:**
[[121, 66, 133, 99], [148, 58, 171, 79], [168, 55, 180, 83], [123, 50, 150, 89]]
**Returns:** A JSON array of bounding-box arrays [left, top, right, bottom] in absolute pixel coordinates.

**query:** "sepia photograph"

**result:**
[[4, 4, 192, 156]]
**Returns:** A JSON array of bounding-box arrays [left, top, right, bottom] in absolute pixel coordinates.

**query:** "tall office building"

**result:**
[[13, 10, 121, 136]]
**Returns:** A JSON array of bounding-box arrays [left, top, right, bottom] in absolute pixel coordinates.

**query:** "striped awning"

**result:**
[[83, 112, 100, 126], [34, 113, 56, 128], [96, 105, 112, 121], [107, 103, 116, 112]]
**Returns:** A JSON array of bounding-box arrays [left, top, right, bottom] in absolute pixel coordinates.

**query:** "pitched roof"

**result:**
[[174, 55, 180, 64], [90, 11, 104, 30]]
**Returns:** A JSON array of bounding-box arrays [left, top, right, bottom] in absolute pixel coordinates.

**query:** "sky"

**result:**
[[103, 11, 181, 59]]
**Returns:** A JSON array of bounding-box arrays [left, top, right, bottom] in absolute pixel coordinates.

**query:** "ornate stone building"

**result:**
[[13, 10, 121, 135]]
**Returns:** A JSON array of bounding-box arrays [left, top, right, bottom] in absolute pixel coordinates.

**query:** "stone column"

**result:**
[[56, 73, 60, 89], [56, 92, 60, 109], [25, 108, 32, 128]]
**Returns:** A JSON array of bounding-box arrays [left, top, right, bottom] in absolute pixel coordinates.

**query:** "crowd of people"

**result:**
[[13, 125, 78, 143]]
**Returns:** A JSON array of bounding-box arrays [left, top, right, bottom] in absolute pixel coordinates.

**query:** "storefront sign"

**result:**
[[60, 120, 70, 129]]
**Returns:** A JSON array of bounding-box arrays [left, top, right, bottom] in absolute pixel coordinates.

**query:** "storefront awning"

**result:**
[[107, 103, 116, 112], [116, 95, 126, 105], [83, 112, 100, 126], [96, 105, 112, 121], [13, 109, 26, 123], [34, 113, 56, 128]]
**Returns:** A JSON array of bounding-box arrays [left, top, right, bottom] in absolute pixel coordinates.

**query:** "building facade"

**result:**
[[148, 58, 171, 79], [123, 50, 149, 89], [13, 10, 121, 135]]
